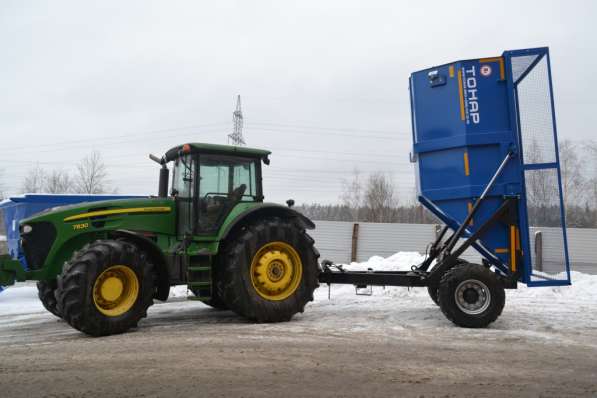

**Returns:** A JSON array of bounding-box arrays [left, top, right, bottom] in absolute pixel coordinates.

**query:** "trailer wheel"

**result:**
[[56, 240, 155, 336], [427, 285, 440, 306], [219, 217, 319, 322], [438, 263, 505, 328], [37, 279, 61, 318], [427, 259, 467, 306]]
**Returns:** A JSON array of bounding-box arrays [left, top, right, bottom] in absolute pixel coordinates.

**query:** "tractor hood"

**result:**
[[21, 197, 175, 227], [19, 197, 177, 268]]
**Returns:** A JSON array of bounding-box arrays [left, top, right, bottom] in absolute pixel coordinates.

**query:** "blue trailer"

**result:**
[[320, 47, 570, 327]]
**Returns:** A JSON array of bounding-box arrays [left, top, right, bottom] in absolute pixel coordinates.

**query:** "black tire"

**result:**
[[55, 240, 155, 336], [438, 263, 505, 328], [219, 217, 319, 322], [427, 285, 440, 306], [427, 259, 467, 306], [37, 279, 61, 318], [190, 287, 228, 310]]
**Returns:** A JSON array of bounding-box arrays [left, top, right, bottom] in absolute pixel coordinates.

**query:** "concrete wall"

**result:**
[[309, 220, 596, 274]]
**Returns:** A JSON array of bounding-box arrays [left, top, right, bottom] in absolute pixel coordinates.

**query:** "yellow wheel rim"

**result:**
[[250, 241, 303, 301], [93, 265, 139, 317]]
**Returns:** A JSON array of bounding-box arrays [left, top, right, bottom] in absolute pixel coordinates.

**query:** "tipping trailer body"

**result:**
[[410, 46, 570, 286], [319, 47, 570, 327]]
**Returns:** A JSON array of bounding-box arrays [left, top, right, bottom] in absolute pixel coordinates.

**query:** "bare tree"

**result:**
[[73, 151, 109, 194], [45, 170, 72, 194], [21, 165, 47, 193], [363, 172, 398, 222], [558, 140, 585, 207], [340, 168, 363, 221]]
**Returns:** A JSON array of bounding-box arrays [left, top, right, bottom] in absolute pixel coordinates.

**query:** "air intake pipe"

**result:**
[[149, 154, 169, 198], [158, 165, 169, 198]]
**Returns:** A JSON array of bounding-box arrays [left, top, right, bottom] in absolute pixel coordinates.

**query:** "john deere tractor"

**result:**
[[0, 143, 320, 336]]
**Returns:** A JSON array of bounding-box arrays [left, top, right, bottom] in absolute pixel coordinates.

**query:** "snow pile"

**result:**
[[509, 271, 595, 301], [169, 285, 190, 298], [339, 251, 424, 272]]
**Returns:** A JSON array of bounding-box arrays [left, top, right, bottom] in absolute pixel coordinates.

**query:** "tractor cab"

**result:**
[[156, 143, 271, 237]]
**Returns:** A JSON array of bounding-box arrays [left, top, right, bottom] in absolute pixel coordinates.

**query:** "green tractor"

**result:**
[[0, 143, 320, 336]]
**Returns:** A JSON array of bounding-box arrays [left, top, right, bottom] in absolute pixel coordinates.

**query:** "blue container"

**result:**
[[410, 47, 570, 286], [0, 194, 143, 268]]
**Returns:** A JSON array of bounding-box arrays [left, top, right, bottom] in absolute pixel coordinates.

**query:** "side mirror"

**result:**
[[286, 199, 295, 208]]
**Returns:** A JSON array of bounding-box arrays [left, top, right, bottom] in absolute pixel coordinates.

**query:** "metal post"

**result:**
[[534, 231, 543, 271], [351, 223, 359, 263]]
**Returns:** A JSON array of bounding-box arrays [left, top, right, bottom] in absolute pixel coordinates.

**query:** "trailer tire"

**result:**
[[427, 285, 440, 306], [56, 240, 155, 336], [37, 279, 61, 318], [219, 217, 319, 322], [438, 263, 505, 328], [427, 259, 467, 306]]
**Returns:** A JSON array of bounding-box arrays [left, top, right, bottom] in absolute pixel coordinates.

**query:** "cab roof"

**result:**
[[164, 142, 271, 163]]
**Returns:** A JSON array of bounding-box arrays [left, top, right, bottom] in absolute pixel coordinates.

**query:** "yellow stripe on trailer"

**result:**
[[510, 225, 517, 272], [467, 202, 474, 225], [457, 68, 465, 121], [463, 151, 470, 176], [64, 206, 172, 222]]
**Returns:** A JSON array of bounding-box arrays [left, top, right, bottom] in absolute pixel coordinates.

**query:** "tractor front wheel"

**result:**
[[219, 217, 319, 322], [37, 279, 61, 318], [438, 263, 505, 328], [56, 240, 155, 336]]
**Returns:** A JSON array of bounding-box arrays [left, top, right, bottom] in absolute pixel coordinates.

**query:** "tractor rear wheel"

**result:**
[[219, 217, 319, 322], [56, 240, 155, 336], [37, 279, 61, 318], [438, 263, 505, 328]]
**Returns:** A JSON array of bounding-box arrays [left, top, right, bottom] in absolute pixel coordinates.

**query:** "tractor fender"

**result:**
[[110, 230, 170, 301], [220, 204, 315, 242]]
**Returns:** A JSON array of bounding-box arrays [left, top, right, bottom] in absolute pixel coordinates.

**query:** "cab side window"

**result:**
[[197, 156, 257, 233]]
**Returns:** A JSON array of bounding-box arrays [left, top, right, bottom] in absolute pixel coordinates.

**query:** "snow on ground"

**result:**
[[1, 251, 596, 344], [0, 282, 45, 316]]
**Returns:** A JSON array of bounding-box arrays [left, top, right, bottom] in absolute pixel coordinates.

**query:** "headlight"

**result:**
[[22, 224, 33, 234]]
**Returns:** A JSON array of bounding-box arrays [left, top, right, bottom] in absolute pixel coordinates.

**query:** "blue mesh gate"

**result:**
[[505, 48, 571, 286]]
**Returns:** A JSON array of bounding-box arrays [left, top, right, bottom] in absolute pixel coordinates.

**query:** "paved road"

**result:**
[[1, 288, 596, 397]]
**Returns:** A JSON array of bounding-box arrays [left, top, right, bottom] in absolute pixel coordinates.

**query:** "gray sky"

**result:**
[[1, 0, 595, 204]]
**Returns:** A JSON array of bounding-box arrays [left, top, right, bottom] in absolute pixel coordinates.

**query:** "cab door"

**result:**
[[171, 154, 197, 238], [196, 155, 258, 234]]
